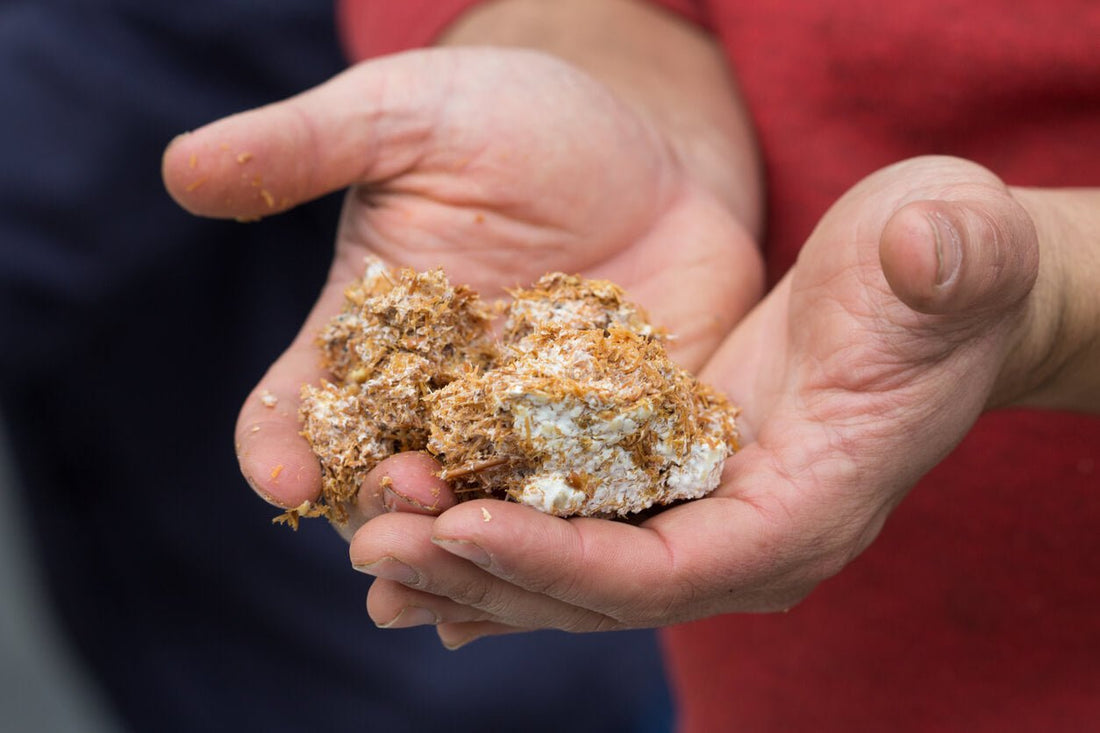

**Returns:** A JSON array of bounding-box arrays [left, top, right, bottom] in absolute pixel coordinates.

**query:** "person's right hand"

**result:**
[[161, 47, 763, 534], [350, 155, 1072, 644]]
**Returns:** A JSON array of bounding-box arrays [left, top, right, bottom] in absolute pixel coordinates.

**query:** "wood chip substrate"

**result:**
[[285, 257, 739, 526]]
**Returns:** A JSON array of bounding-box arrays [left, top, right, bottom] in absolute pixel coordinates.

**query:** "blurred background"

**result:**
[[0, 3, 672, 731], [0, 416, 121, 732]]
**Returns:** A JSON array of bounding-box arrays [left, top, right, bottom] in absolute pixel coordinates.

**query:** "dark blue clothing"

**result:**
[[0, 2, 672, 731]]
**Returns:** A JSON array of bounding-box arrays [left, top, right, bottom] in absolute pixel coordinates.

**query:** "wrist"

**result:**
[[996, 187, 1100, 413]]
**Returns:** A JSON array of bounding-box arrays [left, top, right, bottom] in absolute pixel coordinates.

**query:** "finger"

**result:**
[[326, 451, 455, 542], [370, 452, 456, 516], [879, 197, 1039, 316], [356, 450, 837, 629], [432, 477, 843, 621], [366, 579, 593, 649], [428, 500, 701, 622], [351, 510, 623, 631], [235, 246, 372, 510], [162, 53, 447, 220], [366, 579, 491, 629], [234, 331, 324, 510]]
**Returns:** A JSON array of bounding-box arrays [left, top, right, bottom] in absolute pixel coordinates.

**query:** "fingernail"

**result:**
[[381, 482, 400, 512], [379, 606, 439, 629], [379, 475, 402, 511], [353, 556, 420, 585], [432, 538, 491, 568], [383, 485, 439, 513], [927, 210, 962, 287]]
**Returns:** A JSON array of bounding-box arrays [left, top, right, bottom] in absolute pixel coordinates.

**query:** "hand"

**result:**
[[351, 156, 1050, 646], [161, 47, 763, 532]]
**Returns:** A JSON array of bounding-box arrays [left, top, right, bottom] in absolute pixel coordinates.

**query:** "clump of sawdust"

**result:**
[[283, 258, 738, 526]]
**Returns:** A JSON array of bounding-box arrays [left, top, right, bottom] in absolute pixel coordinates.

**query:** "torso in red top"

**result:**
[[665, 2, 1100, 730]]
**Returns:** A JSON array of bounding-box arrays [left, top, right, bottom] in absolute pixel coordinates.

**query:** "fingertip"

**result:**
[[881, 198, 1039, 316], [366, 452, 456, 516], [161, 131, 199, 212], [879, 201, 953, 313], [235, 388, 322, 509], [160, 113, 299, 220], [365, 580, 405, 628]]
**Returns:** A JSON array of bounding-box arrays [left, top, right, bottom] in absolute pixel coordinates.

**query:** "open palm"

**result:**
[[162, 47, 762, 518]]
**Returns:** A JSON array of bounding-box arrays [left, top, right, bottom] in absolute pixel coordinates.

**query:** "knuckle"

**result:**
[[522, 563, 586, 604], [447, 575, 512, 617]]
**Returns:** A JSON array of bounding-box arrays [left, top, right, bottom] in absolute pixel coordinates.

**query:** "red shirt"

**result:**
[[340, 1, 1100, 729]]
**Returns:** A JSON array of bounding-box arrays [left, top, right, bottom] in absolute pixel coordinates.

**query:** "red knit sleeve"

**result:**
[[336, 0, 708, 63]]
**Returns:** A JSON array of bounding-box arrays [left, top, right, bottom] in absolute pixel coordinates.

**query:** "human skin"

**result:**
[[162, 0, 1100, 646], [163, 0, 763, 533], [352, 157, 1099, 646]]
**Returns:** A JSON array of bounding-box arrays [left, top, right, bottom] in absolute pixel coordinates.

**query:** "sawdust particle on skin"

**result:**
[[270, 464, 284, 481], [481, 507, 492, 522], [259, 389, 279, 408], [236, 151, 253, 164]]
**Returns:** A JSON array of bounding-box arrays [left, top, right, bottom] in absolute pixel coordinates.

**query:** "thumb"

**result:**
[[161, 52, 443, 220], [879, 197, 1040, 316]]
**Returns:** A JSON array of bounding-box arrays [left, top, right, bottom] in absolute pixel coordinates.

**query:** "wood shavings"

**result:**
[[286, 257, 739, 526], [288, 258, 496, 525], [481, 507, 493, 522], [273, 499, 326, 530]]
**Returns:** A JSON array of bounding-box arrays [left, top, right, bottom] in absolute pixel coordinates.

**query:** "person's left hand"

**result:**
[[351, 156, 1052, 646]]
